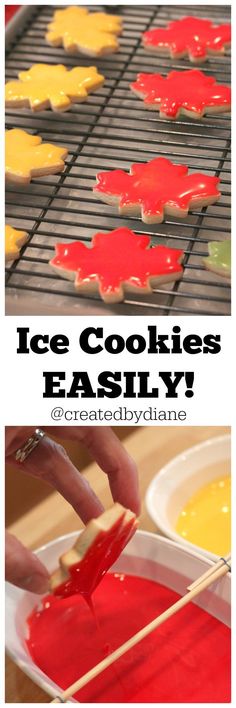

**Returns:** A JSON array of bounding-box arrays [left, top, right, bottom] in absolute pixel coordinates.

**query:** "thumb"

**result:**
[[5, 531, 50, 594]]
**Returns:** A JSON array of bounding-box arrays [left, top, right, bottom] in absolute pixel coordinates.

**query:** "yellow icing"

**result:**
[[5, 64, 104, 111], [176, 475, 231, 556], [5, 224, 28, 261], [46, 7, 122, 56], [5, 128, 68, 184]]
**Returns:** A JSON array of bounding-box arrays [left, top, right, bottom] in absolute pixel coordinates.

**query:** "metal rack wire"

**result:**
[[5, 4, 231, 315]]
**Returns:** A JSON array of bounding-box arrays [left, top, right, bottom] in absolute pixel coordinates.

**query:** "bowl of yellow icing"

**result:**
[[146, 435, 231, 561]]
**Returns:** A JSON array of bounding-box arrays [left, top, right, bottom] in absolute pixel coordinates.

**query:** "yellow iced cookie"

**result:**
[[46, 6, 122, 57], [5, 224, 28, 261], [5, 128, 68, 185], [5, 64, 105, 112]]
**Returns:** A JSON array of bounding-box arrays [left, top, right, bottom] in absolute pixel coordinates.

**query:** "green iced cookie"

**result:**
[[203, 240, 231, 279]]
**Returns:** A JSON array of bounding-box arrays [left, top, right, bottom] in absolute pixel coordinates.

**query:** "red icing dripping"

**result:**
[[94, 158, 220, 220], [143, 17, 231, 61], [26, 573, 231, 702], [131, 70, 231, 118], [50, 227, 184, 300], [53, 512, 136, 599]]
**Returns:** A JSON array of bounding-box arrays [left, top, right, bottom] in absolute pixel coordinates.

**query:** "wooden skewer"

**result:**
[[187, 553, 231, 591], [51, 557, 230, 703]]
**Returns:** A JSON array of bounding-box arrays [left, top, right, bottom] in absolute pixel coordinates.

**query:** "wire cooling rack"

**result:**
[[5, 4, 231, 315]]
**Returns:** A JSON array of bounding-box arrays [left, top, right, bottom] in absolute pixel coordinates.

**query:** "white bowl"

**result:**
[[6, 530, 230, 702], [146, 434, 231, 561]]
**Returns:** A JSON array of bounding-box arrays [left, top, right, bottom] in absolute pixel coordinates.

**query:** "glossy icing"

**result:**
[[5, 64, 104, 112], [26, 572, 231, 702], [51, 506, 137, 599], [5, 224, 28, 261], [94, 157, 220, 223], [131, 70, 231, 119], [5, 128, 68, 184], [176, 475, 231, 556], [143, 17, 231, 62], [203, 240, 231, 279], [46, 7, 122, 56], [50, 227, 184, 303]]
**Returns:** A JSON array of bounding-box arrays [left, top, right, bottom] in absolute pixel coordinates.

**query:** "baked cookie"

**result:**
[[94, 157, 220, 224], [142, 17, 231, 63], [203, 240, 231, 279], [5, 128, 68, 185], [5, 224, 28, 261], [5, 64, 104, 112], [130, 70, 231, 120], [50, 504, 137, 598], [46, 6, 122, 57], [50, 227, 184, 303]]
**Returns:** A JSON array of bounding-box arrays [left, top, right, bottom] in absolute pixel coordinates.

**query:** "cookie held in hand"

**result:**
[[5, 64, 104, 112], [142, 16, 231, 63], [94, 157, 220, 224], [130, 70, 231, 120], [50, 504, 137, 598], [5, 128, 68, 185], [50, 227, 184, 303], [46, 6, 122, 57]]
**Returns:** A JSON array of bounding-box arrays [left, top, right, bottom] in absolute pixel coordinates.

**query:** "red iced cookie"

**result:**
[[142, 17, 231, 63], [131, 69, 231, 120], [50, 227, 184, 303], [50, 504, 137, 599], [94, 157, 220, 224]]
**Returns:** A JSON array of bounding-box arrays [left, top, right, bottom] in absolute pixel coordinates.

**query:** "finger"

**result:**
[[7, 436, 104, 524], [5, 427, 36, 458], [45, 426, 140, 515], [78, 427, 141, 515], [6, 426, 140, 516], [5, 531, 50, 594]]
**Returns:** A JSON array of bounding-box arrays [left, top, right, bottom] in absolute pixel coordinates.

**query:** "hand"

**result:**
[[5, 427, 140, 594]]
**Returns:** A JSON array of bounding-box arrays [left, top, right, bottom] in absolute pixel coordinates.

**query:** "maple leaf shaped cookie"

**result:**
[[50, 504, 137, 598], [5, 64, 104, 112], [94, 157, 220, 224], [46, 6, 122, 57], [5, 224, 28, 262], [203, 240, 231, 279], [142, 17, 231, 63], [131, 70, 231, 120], [50, 227, 184, 303], [5, 128, 68, 185]]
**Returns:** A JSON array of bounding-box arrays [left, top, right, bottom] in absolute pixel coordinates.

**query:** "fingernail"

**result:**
[[21, 574, 50, 594]]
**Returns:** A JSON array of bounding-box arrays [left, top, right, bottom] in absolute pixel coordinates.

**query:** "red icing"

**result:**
[[5, 6, 21, 24], [143, 17, 231, 61], [26, 572, 231, 702], [54, 513, 136, 599], [131, 70, 231, 118], [94, 158, 220, 221], [50, 227, 184, 301]]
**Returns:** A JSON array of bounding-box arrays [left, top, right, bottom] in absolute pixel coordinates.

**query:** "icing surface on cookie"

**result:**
[[46, 7, 122, 56], [50, 227, 183, 302], [94, 157, 220, 222], [131, 70, 231, 118], [5, 64, 104, 111], [5, 128, 68, 183], [143, 17, 231, 61], [51, 505, 137, 599], [203, 240, 231, 278], [5, 224, 28, 261]]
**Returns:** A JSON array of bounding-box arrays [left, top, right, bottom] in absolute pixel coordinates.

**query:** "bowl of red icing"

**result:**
[[6, 530, 231, 702]]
